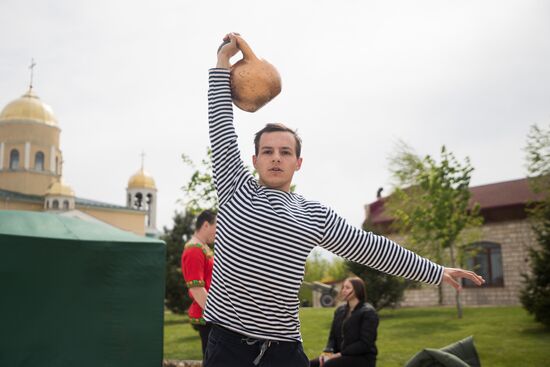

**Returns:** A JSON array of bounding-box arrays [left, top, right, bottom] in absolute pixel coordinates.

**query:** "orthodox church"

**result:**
[[0, 77, 159, 237]]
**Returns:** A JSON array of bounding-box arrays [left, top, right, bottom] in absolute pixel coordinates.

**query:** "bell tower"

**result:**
[[126, 153, 158, 237]]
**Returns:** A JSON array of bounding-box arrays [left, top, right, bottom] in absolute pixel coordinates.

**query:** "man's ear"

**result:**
[[295, 157, 303, 171], [252, 155, 258, 168]]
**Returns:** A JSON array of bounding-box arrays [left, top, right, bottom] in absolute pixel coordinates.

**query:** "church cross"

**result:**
[[29, 58, 37, 90]]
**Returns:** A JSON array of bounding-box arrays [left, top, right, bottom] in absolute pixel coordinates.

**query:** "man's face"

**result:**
[[205, 221, 217, 245], [252, 131, 302, 192]]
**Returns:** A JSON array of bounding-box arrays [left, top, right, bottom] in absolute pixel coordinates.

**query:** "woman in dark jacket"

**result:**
[[310, 277, 379, 367]]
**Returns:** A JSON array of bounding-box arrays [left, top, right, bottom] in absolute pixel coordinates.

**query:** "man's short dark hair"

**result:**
[[196, 209, 216, 231], [254, 123, 302, 158]]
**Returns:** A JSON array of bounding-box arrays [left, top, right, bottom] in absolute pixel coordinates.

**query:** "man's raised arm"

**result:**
[[208, 33, 250, 205]]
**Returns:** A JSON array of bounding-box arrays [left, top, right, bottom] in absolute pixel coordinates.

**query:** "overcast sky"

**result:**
[[1, 1, 549, 246]]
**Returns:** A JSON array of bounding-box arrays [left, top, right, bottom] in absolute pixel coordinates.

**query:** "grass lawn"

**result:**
[[164, 306, 550, 366]]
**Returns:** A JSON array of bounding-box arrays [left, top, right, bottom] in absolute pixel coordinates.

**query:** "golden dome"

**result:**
[[46, 180, 75, 197], [0, 88, 58, 126], [128, 168, 156, 189]]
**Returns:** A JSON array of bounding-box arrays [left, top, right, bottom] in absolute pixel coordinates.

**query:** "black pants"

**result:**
[[204, 324, 309, 367], [309, 354, 376, 367], [195, 323, 212, 358]]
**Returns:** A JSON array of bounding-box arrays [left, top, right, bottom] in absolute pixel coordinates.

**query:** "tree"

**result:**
[[303, 251, 349, 283], [520, 124, 550, 327], [299, 251, 349, 307], [164, 148, 218, 314], [386, 142, 483, 318], [163, 210, 196, 314], [326, 258, 348, 282], [181, 148, 218, 216], [346, 261, 407, 311], [303, 251, 329, 283]]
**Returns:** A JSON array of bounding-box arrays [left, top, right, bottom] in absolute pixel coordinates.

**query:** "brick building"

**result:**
[[364, 178, 541, 307]]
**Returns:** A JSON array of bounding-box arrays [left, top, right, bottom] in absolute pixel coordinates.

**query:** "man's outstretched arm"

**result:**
[[319, 207, 484, 289]]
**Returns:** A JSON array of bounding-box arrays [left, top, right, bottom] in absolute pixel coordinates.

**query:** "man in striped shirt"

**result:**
[[203, 33, 485, 367]]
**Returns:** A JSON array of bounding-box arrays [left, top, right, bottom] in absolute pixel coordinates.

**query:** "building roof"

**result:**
[[366, 178, 544, 226], [0, 88, 58, 126], [0, 188, 139, 211], [0, 210, 161, 243], [469, 178, 542, 209], [128, 168, 156, 190], [46, 180, 75, 197]]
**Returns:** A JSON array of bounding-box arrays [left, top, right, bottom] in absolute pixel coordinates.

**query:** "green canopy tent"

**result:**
[[0, 210, 166, 367]]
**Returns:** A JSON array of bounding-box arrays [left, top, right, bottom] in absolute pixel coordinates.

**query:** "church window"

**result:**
[[35, 151, 45, 171], [134, 192, 143, 209], [63, 200, 69, 210], [146, 194, 153, 226], [144, 193, 152, 211], [9, 149, 19, 169], [463, 242, 504, 287], [52, 200, 59, 209]]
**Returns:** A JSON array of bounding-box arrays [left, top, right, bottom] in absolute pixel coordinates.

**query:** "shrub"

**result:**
[[346, 261, 407, 310], [163, 211, 195, 314]]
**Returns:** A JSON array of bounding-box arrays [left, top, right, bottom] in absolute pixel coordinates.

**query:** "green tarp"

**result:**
[[0, 210, 166, 367], [404, 336, 481, 367]]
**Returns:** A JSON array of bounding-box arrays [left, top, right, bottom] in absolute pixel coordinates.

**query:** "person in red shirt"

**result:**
[[181, 210, 217, 359]]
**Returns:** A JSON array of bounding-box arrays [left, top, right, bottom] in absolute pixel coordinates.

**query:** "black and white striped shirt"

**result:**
[[204, 69, 443, 342]]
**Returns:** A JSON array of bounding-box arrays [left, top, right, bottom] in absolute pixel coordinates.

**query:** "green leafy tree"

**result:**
[[346, 261, 407, 310], [520, 124, 550, 327], [386, 142, 482, 318], [164, 148, 219, 314], [327, 258, 348, 282], [299, 252, 349, 306], [304, 251, 330, 282], [163, 210, 195, 314], [300, 252, 329, 306], [181, 148, 218, 215], [303, 251, 349, 283]]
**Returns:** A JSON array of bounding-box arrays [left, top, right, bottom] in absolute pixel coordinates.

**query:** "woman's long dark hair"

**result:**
[[346, 277, 366, 305]]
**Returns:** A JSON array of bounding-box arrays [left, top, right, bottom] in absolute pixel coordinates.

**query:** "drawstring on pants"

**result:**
[[242, 337, 279, 366]]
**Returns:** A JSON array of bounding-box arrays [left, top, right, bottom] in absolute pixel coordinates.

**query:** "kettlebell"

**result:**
[[219, 37, 282, 112]]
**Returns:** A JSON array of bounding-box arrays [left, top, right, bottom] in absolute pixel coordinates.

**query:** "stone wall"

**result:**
[[395, 219, 537, 307]]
